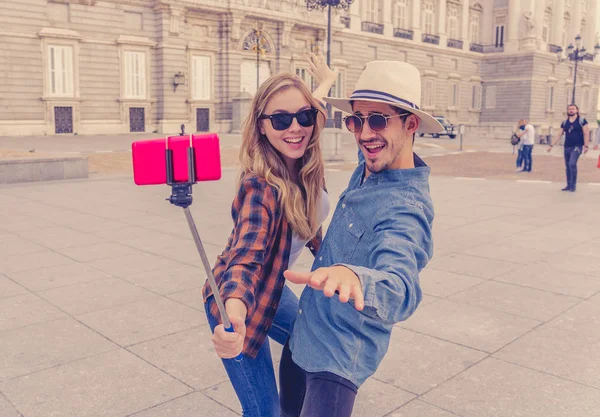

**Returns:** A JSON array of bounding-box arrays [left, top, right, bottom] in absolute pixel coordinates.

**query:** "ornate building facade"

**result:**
[[0, 0, 599, 138]]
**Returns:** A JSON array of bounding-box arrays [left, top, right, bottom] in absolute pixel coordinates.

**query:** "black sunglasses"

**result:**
[[344, 112, 409, 133], [259, 108, 318, 131]]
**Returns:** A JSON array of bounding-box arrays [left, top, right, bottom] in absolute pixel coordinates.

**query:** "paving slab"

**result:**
[[422, 358, 600, 417], [399, 299, 541, 353], [426, 253, 521, 280], [6, 262, 112, 292], [374, 328, 488, 395], [76, 295, 205, 347], [0, 317, 118, 381], [0, 349, 192, 417], [0, 274, 28, 299], [0, 293, 67, 332], [448, 280, 582, 321], [419, 269, 485, 298], [388, 400, 459, 417], [128, 326, 228, 390], [130, 392, 239, 417]]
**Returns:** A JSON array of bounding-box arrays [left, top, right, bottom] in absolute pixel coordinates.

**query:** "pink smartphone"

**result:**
[[131, 134, 222, 185]]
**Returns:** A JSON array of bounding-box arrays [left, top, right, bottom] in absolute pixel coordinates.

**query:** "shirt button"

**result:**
[[349, 223, 353, 228], [319, 256, 323, 261], [342, 203, 346, 208], [264, 325, 270, 331]]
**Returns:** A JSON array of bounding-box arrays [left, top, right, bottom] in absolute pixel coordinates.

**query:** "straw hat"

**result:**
[[324, 61, 443, 134]]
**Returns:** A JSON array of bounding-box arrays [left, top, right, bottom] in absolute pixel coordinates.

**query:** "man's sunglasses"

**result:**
[[344, 112, 409, 133], [259, 108, 318, 131]]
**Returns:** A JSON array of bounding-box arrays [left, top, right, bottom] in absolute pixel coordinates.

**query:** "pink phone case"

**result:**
[[132, 134, 222, 185]]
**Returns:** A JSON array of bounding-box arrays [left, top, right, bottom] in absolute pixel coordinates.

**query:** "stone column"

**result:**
[[551, 0, 565, 47], [461, 0, 470, 50], [412, 0, 422, 42], [481, 0, 494, 46], [570, 0, 582, 41], [506, 0, 520, 52], [534, 0, 545, 47], [585, 0, 598, 51]]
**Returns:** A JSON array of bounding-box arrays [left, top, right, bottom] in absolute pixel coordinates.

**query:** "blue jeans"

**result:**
[[564, 146, 582, 189], [205, 285, 299, 417], [516, 148, 524, 168], [522, 144, 533, 171]]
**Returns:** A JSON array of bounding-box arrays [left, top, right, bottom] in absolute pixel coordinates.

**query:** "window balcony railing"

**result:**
[[393, 28, 414, 40], [362, 21, 384, 34], [547, 44, 562, 53], [340, 16, 350, 29], [483, 44, 504, 53], [422, 33, 440, 45], [470, 43, 484, 52], [447, 39, 463, 49]]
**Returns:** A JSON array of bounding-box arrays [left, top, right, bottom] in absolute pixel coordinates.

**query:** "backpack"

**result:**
[[510, 133, 520, 146]]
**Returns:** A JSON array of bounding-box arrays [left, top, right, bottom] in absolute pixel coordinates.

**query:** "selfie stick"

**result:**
[[165, 135, 243, 362]]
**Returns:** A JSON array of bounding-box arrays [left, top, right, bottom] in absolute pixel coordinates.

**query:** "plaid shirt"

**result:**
[[203, 174, 322, 358]]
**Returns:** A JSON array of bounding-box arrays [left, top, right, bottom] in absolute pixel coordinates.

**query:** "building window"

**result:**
[[547, 86, 555, 111], [563, 15, 570, 49], [48, 45, 74, 97], [447, 4, 459, 40], [393, 0, 408, 29], [124, 51, 147, 99], [484, 85, 496, 109], [364, 0, 382, 23], [295, 67, 314, 90], [191, 55, 211, 100], [580, 19, 586, 38], [448, 82, 459, 107], [329, 71, 345, 98], [470, 7, 481, 44], [582, 88, 590, 112], [424, 79, 435, 107], [422, 0, 435, 34], [471, 84, 482, 110], [495, 25, 505, 47]]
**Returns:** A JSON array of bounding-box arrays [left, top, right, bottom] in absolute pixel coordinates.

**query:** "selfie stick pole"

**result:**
[[165, 136, 243, 361]]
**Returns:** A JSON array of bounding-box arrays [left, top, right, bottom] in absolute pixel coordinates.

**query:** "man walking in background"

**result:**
[[547, 104, 590, 192]]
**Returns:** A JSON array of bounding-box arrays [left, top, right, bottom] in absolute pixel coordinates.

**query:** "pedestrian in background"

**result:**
[[547, 104, 590, 191], [514, 119, 535, 172]]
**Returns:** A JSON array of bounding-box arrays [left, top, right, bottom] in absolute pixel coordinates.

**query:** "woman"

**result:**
[[202, 53, 337, 417]]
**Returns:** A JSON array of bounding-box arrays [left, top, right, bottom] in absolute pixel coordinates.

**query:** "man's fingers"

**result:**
[[351, 286, 365, 311], [337, 284, 351, 303], [310, 269, 329, 289], [322, 277, 339, 298], [284, 270, 312, 285]]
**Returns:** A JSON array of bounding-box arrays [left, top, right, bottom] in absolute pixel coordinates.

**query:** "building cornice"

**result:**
[[38, 27, 82, 40], [116, 35, 157, 47]]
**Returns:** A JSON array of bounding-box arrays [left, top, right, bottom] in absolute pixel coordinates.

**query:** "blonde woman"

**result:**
[[202, 54, 336, 417]]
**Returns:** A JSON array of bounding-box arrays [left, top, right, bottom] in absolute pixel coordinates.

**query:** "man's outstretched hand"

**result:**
[[284, 266, 365, 311]]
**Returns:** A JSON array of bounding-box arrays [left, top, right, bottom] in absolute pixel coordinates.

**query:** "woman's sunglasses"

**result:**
[[344, 112, 409, 133], [259, 108, 318, 131]]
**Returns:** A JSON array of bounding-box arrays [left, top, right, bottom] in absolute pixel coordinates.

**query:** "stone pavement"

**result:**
[[1, 160, 600, 416]]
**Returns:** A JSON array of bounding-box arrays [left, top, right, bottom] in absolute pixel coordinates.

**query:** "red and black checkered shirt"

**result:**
[[202, 174, 322, 358]]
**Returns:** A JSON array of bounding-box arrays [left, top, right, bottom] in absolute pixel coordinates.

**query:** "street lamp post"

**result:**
[[555, 35, 600, 104], [251, 28, 267, 91], [306, 0, 354, 126]]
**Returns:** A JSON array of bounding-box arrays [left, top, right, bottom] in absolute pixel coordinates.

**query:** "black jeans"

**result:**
[[564, 146, 582, 189], [280, 342, 358, 417]]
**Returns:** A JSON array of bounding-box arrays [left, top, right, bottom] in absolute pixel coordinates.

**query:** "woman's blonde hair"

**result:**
[[239, 73, 325, 240]]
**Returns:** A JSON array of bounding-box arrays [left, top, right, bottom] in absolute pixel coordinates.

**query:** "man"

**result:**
[[514, 119, 535, 172], [547, 104, 590, 191], [279, 61, 443, 417]]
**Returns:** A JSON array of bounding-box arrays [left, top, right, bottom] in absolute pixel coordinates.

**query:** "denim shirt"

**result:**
[[289, 154, 434, 388]]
